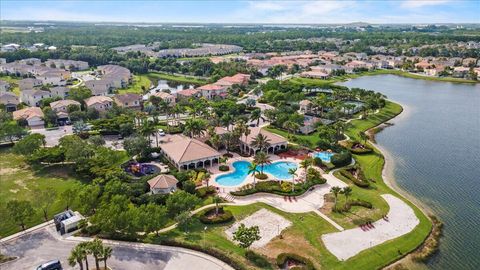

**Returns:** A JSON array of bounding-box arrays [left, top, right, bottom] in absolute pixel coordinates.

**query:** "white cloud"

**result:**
[[401, 0, 450, 8]]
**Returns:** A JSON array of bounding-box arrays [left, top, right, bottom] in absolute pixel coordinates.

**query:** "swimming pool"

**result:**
[[313, 151, 335, 163], [215, 160, 298, 186]]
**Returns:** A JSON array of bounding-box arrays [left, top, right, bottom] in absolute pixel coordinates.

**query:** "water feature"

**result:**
[[143, 79, 195, 100], [338, 75, 480, 270], [215, 160, 298, 186], [312, 151, 334, 163]]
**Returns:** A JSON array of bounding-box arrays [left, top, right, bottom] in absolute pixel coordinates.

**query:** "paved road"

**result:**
[[31, 126, 73, 147], [0, 226, 233, 270]]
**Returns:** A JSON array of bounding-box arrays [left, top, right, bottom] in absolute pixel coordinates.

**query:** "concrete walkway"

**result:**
[[321, 194, 420, 260]]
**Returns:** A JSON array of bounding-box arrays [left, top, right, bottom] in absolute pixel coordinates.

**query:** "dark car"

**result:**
[[36, 260, 62, 270]]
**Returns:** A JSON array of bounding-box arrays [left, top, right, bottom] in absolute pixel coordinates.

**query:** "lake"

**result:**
[[339, 75, 480, 270]]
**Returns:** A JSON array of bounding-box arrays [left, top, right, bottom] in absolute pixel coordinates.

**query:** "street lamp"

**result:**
[[203, 226, 208, 248]]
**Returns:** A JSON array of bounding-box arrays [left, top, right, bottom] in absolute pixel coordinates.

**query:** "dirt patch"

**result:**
[[258, 229, 322, 269], [0, 168, 19, 175]]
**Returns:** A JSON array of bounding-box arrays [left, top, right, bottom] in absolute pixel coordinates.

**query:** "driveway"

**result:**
[[31, 126, 73, 147], [0, 225, 233, 270]]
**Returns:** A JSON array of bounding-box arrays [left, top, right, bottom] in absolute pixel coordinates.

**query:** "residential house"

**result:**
[[300, 70, 329, 79], [0, 80, 10, 92], [299, 99, 313, 113], [84, 96, 113, 113], [50, 86, 70, 99], [152, 91, 176, 105], [176, 88, 201, 99], [113, 93, 142, 110], [20, 89, 52, 107], [50, 99, 81, 113], [37, 70, 68, 86], [195, 84, 228, 100], [159, 134, 221, 170], [0, 92, 19, 112], [97, 65, 132, 88], [235, 127, 288, 155], [18, 78, 42, 90], [147, 175, 179, 194], [45, 59, 89, 70], [214, 73, 251, 87], [462, 58, 477, 67], [13, 107, 44, 127], [453, 66, 470, 78], [85, 80, 113, 96]]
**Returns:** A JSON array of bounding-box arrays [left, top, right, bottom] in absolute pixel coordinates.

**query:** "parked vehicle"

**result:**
[[36, 260, 62, 270], [158, 129, 166, 136]]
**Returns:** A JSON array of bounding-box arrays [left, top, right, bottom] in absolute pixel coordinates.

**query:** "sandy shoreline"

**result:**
[[369, 100, 434, 216]]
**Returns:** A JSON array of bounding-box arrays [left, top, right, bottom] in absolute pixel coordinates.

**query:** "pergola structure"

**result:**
[[159, 134, 221, 170]]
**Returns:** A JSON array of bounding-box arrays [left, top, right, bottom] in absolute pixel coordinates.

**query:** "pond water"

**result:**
[[338, 75, 480, 270], [143, 79, 195, 100]]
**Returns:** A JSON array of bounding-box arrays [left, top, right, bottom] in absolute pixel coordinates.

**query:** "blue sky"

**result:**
[[1, 1, 479, 24]]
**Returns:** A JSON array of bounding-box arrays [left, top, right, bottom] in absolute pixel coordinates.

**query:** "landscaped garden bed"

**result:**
[[199, 207, 234, 224], [344, 140, 373, 154], [338, 166, 370, 188], [230, 177, 326, 197], [276, 253, 315, 270]]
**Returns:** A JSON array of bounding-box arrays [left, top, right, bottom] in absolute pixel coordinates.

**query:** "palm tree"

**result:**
[[288, 168, 298, 192], [221, 113, 234, 130], [210, 134, 221, 150], [89, 239, 104, 270], [183, 118, 207, 138], [248, 162, 260, 187], [250, 133, 271, 153], [213, 195, 221, 216], [68, 245, 85, 270], [140, 121, 157, 147], [282, 121, 300, 137], [330, 186, 341, 212], [250, 109, 262, 126], [342, 186, 353, 203], [253, 151, 271, 174], [221, 132, 239, 154], [100, 246, 113, 270], [300, 158, 311, 181]]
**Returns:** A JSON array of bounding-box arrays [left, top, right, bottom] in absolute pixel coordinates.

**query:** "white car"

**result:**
[[158, 129, 166, 136]]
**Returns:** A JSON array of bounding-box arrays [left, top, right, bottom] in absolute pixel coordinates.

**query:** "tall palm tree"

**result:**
[[253, 151, 271, 174], [288, 168, 298, 192], [210, 134, 221, 150], [89, 239, 103, 270], [300, 158, 311, 181], [213, 195, 221, 216], [76, 242, 91, 270], [330, 186, 341, 211], [248, 162, 260, 187], [282, 121, 300, 137], [100, 246, 113, 270], [68, 245, 85, 270], [183, 118, 207, 138], [221, 113, 234, 130], [342, 186, 353, 203], [140, 121, 157, 147], [221, 132, 239, 154], [250, 133, 271, 153], [358, 131, 368, 144], [250, 109, 262, 127]]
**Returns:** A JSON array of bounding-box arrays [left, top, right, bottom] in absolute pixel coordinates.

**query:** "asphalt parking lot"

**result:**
[[0, 225, 232, 270]]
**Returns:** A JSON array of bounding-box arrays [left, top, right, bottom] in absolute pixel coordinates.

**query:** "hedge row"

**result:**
[[219, 165, 229, 171], [276, 253, 315, 270], [199, 208, 234, 224], [343, 199, 373, 211], [160, 239, 246, 270], [245, 250, 271, 268], [231, 178, 326, 197], [338, 168, 370, 188]]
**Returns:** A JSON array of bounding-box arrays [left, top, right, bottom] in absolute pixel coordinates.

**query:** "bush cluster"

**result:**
[[231, 177, 326, 197], [338, 167, 370, 188], [255, 173, 268, 180], [245, 250, 271, 268], [219, 165, 230, 171], [276, 253, 315, 270], [343, 199, 373, 211], [331, 151, 352, 167], [198, 207, 234, 224], [195, 186, 217, 198]]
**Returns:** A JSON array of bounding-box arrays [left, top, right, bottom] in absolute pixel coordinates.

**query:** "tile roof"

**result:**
[[148, 174, 179, 189], [13, 107, 44, 120], [160, 135, 220, 164]]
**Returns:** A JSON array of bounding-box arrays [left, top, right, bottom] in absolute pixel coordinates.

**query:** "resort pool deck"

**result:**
[[312, 151, 335, 163], [215, 160, 298, 187]]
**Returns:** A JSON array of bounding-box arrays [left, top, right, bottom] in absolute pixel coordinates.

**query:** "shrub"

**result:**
[[196, 186, 217, 198], [219, 165, 230, 171], [231, 177, 326, 197], [338, 168, 370, 188], [255, 173, 268, 180], [276, 253, 315, 270], [313, 157, 323, 167], [281, 182, 292, 192], [199, 207, 234, 224], [245, 250, 271, 268], [331, 151, 352, 167], [343, 199, 373, 211]]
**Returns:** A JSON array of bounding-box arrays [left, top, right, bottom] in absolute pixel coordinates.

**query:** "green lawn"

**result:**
[[146, 72, 207, 85], [117, 75, 152, 94], [264, 126, 322, 148], [0, 75, 20, 96], [0, 148, 84, 237]]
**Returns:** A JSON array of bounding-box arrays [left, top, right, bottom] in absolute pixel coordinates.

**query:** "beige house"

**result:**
[[152, 91, 176, 105], [159, 134, 221, 170], [113, 93, 142, 110], [50, 99, 81, 113], [13, 107, 44, 127], [299, 99, 313, 113], [147, 174, 179, 194], [84, 96, 113, 113]]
